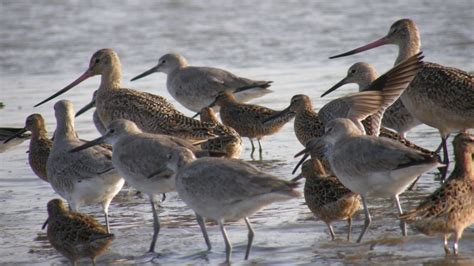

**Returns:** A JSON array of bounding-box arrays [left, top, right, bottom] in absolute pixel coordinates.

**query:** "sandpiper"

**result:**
[[131, 53, 273, 112]]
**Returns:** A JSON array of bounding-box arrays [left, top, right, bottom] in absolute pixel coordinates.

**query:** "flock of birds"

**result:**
[[3, 18, 474, 265]]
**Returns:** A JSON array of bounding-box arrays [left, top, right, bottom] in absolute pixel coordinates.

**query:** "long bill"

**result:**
[[3, 128, 28, 144], [292, 137, 326, 174], [262, 105, 292, 124], [321, 76, 349, 97], [69, 135, 107, 153], [34, 70, 93, 107], [329, 36, 389, 59], [75, 99, 96, 117], [130, 66, 158, 81]]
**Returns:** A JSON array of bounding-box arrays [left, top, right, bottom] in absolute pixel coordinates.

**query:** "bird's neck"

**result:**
[[451, 147, 473, 181], [99, 68, 122, 90], [55, 117, 77, 140], [395, 32, 421, 65]]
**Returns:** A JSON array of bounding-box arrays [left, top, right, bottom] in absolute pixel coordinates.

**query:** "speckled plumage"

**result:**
[[320, 52, 424, 136], [131, 53, 273, 112], [45, 199, 114, 265], [199, 107, 242, 158], [297, 159, 360, 241], [329, 18, 474, 180], [296, 118, 441, 242], [23, 114, 52, 182], [35, 49, 220, 141], [47, 100, 124, 233], [400, 133, 474, 255], [214, 91, 295, 157]]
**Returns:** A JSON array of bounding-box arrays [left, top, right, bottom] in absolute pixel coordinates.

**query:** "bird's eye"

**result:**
[[161, 60, 166, 64], [167, 154, 172, 159], [109, 129, 115, 134], [350, 69, 356, 74], [326, 127, 333, 133], [95, 58, 100, 63]]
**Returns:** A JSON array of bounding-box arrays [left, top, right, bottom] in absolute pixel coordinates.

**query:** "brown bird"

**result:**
[[293, 158, 360, 241], [44, 198, 115, 265], [400, 133, 474, 255], [209, 91, 295, 158]]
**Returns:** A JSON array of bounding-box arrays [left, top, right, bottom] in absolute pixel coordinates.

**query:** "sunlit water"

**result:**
[[1, 0, 473, 265]]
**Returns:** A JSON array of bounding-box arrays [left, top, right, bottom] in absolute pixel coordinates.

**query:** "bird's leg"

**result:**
[[394, 195, 407, 236], [244, 217, 255, 260], [218, 220, 232, 263], [149, 195, 161, 253], [444, 234, 451, 254], [357, 196, 371, 243], [347, 217, 352, 242], [196, 213, 212, 251], [91, 258, 96, 266], [257, 139, 263, 159], [440, 134, 450, 181], [162, 193, 166, 202], [327, 223, 336, 241], [407, 175, 421, 191], [101, 202, 111, 233], [249, 139, 255, 158], [453, 231, 461, 255]]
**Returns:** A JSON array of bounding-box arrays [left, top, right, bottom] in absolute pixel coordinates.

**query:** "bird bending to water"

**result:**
[[209, 91, 296, 158], [295, 118, 441, 243], [34, 48, 219, 141], [163, 147, 301, 263], [44, 198, 114, 266], [293, 158, 360, 241], [130, 53, 273, 112], [400, 133, 474, 255], [47, 100, 124, 233], [329, 18, 474, 179], [199, 107, 242, 159], [70, 119, 221, 253]]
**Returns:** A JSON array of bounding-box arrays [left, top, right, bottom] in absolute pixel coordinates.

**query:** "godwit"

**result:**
[[295, 118, 441, 242], [3, 114, 52, 182], [319, 52, 424, 136], [47, 100, 124, 233], [163, 147, 300, 263], [293, 158, 360, 241], [329, 18, 474, 179], [75, 90, 107, 135], [34, 49, 218, 141], [44, 198, 114, 265], [130, 53, 273, 112], [322, 62, 421, 137], [209, 91, 296, 158], [0, 127, 31, 153], [400, 133, 474, 255], [199, 107, 242, 158], [70, 119, 220, 253]]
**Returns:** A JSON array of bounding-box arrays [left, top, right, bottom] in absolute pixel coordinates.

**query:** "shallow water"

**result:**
[[1, 0, 473, 265]]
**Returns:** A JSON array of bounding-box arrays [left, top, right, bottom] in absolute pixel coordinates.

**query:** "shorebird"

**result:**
[[329, 18, 474, 179], [319, 52, 424, 136], [199, 107, 242, 159], [295, 118, 442, 243], [209, 91, 296, 158], [70, 119, 220, 253], [34, 48, 218, 141], [0, 127, 31, 153], [44, 198, 114, 266], [322, 62, 422, 137], [400, 133, 474, 255], [75, 90, 107, 135], [130, 53, 273, 112], [293, 158, 360, 241], [47, 100, 124, 233], [3, 114, 52, 182], [163, 147, 301, 263]]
